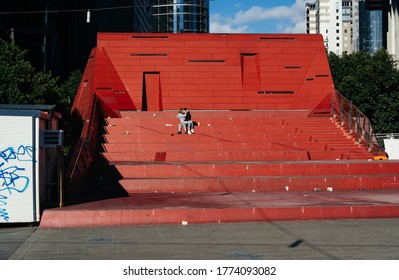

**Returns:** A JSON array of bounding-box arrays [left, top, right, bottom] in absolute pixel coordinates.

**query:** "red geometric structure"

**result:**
[[41, 33, 399, 228], [75, 33, 334, 113]]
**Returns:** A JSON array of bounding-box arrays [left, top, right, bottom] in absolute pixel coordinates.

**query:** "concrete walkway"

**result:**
[[2, 218, 399, 260], [39, 190, 399, 228]]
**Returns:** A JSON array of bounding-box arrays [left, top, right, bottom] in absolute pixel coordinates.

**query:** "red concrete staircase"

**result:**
[[39, 110, 399, 228], [102, 110, 398, 193]]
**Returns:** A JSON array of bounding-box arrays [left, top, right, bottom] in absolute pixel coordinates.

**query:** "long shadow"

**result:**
[[212, 179, 340, 260], [64, 158, 128, 206]]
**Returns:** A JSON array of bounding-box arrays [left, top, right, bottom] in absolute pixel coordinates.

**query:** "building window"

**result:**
[[336, 29, 339, 33], [343, 15, 351, 21]]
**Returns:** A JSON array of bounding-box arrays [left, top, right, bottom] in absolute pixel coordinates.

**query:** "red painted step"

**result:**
[[102, 150, 371, 162], [99, 110, 397, 197], [112, 160, 399, 178], [39, 190, 399, 228], [102, 150, 311, 162], [102, 141, 330, 152], [119, 175, 399, 193], [103, 133, 340, 144], [104, 124, 302, 134], [119, 110, 310, 119]]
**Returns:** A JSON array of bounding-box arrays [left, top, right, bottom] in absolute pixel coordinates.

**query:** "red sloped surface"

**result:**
[[51, 33, 399, 228]]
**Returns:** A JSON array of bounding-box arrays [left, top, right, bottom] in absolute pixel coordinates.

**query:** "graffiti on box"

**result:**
[[0, 145, 35, 222]]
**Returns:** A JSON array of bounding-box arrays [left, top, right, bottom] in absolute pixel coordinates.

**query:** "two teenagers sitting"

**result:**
[[176, 108, 195, 134]]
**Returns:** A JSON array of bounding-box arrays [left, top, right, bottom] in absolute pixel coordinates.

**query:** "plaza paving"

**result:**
[[1, 218, 399, 260]]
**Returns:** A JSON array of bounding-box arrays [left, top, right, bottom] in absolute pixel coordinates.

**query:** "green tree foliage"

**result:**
[[328, 49, 399, 133], [58, 70, 83, 156], [0, 38, 82, 154], [0, 38, 60, 104], [58, 70, 82, 110]]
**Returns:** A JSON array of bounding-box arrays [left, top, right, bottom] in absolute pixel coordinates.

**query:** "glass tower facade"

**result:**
[[359, 1, 383, 52], [152, 0, 210, 33]]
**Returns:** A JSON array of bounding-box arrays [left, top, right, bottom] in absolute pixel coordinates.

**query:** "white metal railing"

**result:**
[[375, 133, 399, 149], [69, 95, 98, 181], [330, 90, 381, 153]]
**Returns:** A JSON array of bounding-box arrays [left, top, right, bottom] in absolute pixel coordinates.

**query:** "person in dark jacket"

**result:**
[[176, 108, 194, 134]]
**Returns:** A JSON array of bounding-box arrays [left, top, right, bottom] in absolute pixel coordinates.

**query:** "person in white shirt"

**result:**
[[176, 108, 195, 134]]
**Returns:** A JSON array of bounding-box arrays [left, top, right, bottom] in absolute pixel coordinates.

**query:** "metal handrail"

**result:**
[[330, 90, 380, 153], [375, 133, 399, 149], [69, 94, 98, 181]]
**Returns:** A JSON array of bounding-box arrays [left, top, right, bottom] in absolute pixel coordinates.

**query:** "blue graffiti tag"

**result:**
[[0, 163, 30, 194], [0, 145, 34, 162], [0, 145, 35, 222], [0, 194, 9, 222]]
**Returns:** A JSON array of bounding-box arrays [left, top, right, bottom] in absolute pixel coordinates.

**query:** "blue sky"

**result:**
[[209, 0, 312, 34]]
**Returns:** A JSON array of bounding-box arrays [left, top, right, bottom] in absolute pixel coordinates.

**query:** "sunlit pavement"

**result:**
[[2, 218, 399, 260]]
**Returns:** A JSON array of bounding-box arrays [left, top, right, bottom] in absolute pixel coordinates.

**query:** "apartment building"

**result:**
[[306, 0, 390, 56], [306, 0, 360, 55]]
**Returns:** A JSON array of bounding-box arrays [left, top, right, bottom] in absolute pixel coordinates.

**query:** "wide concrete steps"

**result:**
[[103, 141, 371, 158], [102, 132, 370, 159], [102, 141, 344, 152], [101, 110, 389, 196], [103, 133, 355, 143], [119, 174, 399, 193], [103, 150, 371, 162], [114, 160, 399, 177], [39, 110, 399, 228], [115, 160, 399, 193], [105, 150, 311, 162], [39, 190, 399, 228]]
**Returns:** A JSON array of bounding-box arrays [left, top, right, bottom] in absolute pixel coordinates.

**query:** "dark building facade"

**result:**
[[134, 0, 154, 32], [152, 0, 210, 33], [0, 0, 136, 78], [0, 0, 61, 74], [0, 0, 210, 79], [360, 0, 383, 52], [366, 0, 399, 58]]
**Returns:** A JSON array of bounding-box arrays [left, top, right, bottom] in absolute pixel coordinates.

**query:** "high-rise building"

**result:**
[[306, 0, 395, 56], [359, 1, 383, 52], [366, 0, 399, 59], [306, 2, 319, 34], [0, 0, 62, 73], [134, 0, 154, 32], [306, 0, 360, 55], [152, 0, 210, 33], [0, 0, 210, 78]]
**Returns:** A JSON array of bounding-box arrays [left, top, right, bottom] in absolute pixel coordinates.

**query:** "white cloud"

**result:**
[[210, 0, 310, 34], [279, 19, 307, 34], [210, 13, 249, 33]]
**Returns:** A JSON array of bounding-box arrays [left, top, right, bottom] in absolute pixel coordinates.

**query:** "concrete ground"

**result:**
[[1, 218, 399, 260]]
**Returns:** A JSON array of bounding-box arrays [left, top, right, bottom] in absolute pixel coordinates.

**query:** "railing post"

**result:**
[[334, 90, 381, 153], [340, 94, 344, 126], [69, 95, 98, 181], [348, 102, 352, 133], [356, 110, 361, 144], [367, 121, 371, 150]]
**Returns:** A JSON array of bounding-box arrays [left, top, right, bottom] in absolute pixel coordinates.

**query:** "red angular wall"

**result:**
[[82, 33, 335, 114]]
